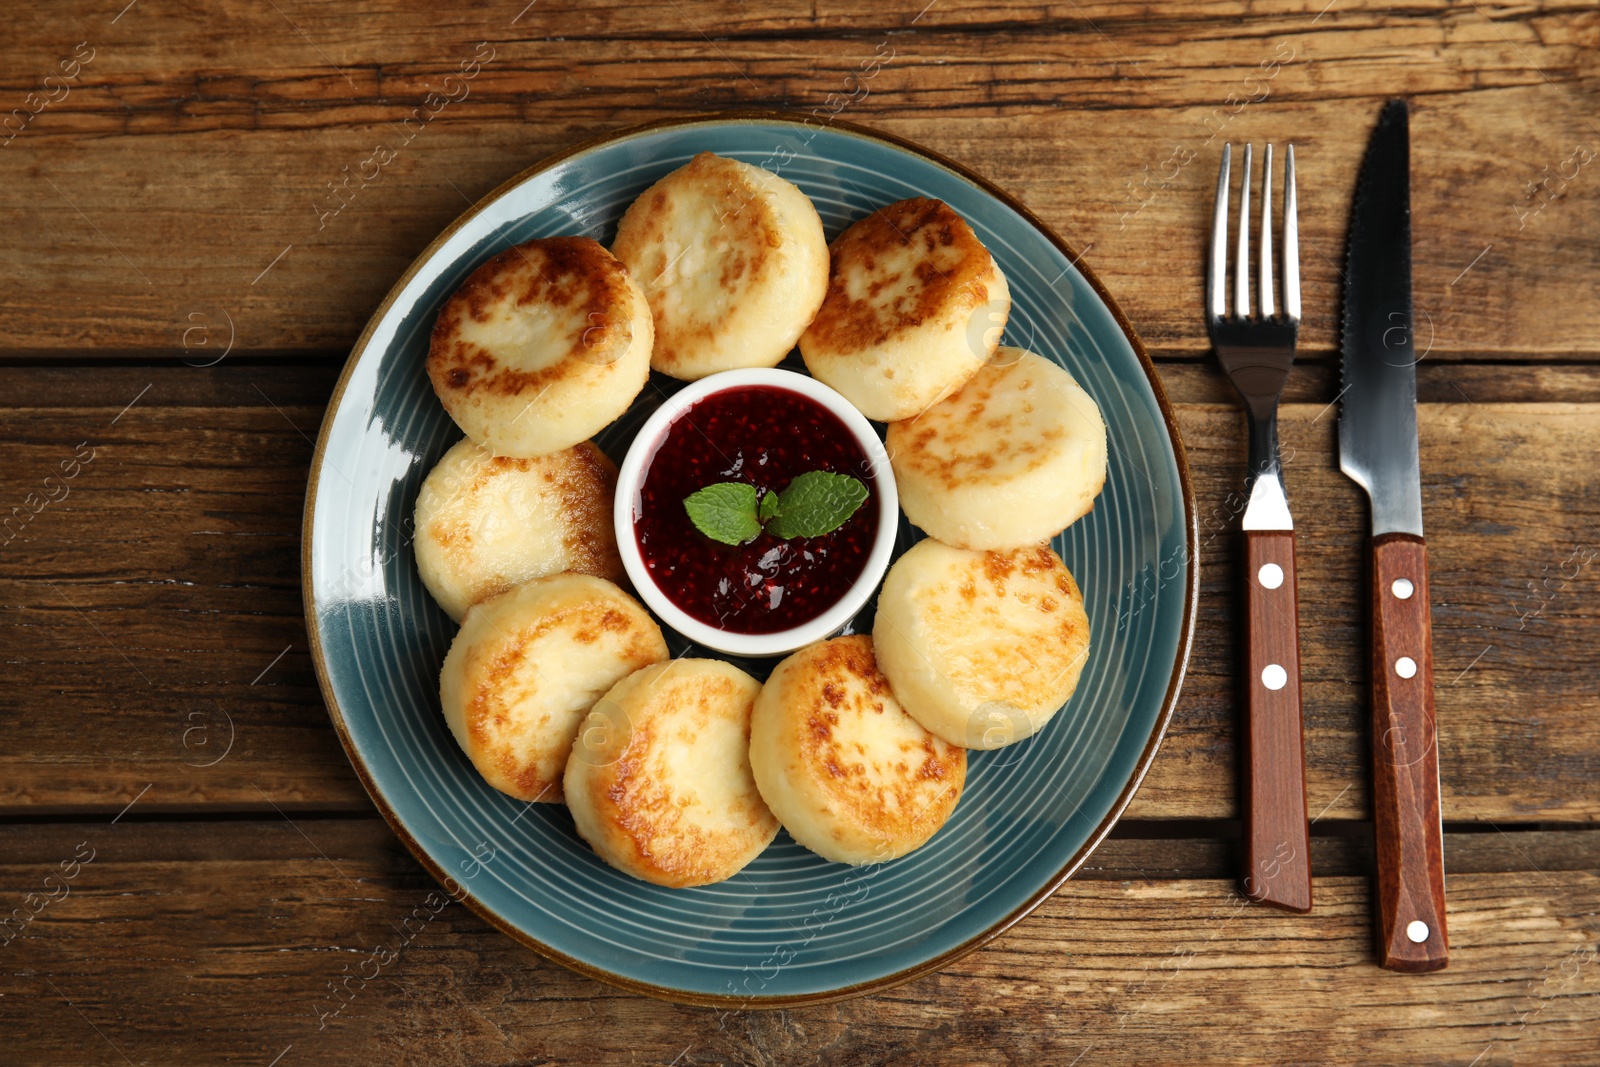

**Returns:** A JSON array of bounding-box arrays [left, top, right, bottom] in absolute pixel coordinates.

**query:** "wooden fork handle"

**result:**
[[1370, 533, 1449, 971], [1242, 529, 1312, 912]]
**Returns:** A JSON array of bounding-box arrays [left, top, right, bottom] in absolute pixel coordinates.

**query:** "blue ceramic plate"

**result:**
[[304, 115, 1196, 1007]]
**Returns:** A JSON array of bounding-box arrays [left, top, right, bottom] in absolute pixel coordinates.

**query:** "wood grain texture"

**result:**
[[1242, 529, 1311, 912], [1369, 534, 1449, 971], [3, 0, 1599, 1052], [1156, 393, 1600, 825], [0, 2, 1594, 357], [0, 821, 1595, 1065], [2, 369, 1597, 820]]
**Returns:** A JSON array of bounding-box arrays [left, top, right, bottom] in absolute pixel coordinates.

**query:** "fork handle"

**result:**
[[1370, 534, 1449, 971], [1242, 529, 1312, 912]]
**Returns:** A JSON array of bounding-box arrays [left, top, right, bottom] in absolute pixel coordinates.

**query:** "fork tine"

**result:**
[[1259, 144, 1276, 319], [1283, 143, 1301, 323], [1209, 144, 1231, 320], [1234, 143, 1253, 319]]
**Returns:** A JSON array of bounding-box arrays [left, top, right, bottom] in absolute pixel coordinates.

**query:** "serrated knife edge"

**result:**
[[1338, 97, 1423, 538]]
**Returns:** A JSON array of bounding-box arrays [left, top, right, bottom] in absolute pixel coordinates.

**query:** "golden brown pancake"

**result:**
[[565, 659, 778, 887], [414, 438, 623, 621], [886, 347, 1107, 549], [874, 540, 1091, 748], [438, 574, 667, 803], [427, 236, 651, 458], [749, 634, 966, 864], [612, 152, 828, 380], [800, 198, 1010, 421]]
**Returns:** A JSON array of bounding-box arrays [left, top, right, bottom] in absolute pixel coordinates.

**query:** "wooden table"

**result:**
[[4, 2, 1597, 1062]]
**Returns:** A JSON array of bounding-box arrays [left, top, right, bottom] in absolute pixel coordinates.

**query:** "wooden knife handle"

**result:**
[[1241, 530, 1313, 911], [1370, 533, 1449, 971]]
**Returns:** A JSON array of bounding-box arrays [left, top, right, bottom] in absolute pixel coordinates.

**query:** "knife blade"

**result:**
[[1339, 98, 1449, 973]]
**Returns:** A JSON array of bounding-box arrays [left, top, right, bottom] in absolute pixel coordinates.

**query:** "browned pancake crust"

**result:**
[[548, 442, 624, 579], [611, 151, 782, 370], [581, 667, 775, 887], [949, 547, 1089, 701], [427, 236, 637, 400], [804, 198, 993, 355], [886, 362, 1070, 491], [785, 635, 965, 842], [464, 599, 662, 802], [425, 441, 623, 583]]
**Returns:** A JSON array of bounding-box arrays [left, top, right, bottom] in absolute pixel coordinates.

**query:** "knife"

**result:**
[[1338, 98, 1449, 972]]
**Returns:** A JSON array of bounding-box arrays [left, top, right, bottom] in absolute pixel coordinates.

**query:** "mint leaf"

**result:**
[[684, 482, 761, 545], [763, 471, 869, 539], [683, 472, 870, 545]]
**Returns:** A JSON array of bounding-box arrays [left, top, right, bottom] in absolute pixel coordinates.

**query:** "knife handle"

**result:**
[[1370, 533, 1449, 972], [1242, 530, 1312, 912]]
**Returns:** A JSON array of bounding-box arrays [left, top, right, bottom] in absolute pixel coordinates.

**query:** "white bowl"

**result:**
[[613, 367, 899, 658]]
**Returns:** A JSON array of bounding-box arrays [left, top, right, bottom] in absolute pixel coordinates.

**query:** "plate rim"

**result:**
[[300, 111, 1199, 1009]]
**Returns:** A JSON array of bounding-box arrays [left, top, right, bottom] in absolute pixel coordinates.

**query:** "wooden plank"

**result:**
[[1163, 396, 1600, 823], [1, 368, 1596, 819], [0, 393, 365, 813], [0, 4, 1594, 357], [0, 820, 1594, 1064], [6, 0, 1598, 59]]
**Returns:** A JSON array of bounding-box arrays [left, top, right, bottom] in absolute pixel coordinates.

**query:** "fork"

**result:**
[[1207, 143, 1312, 913]]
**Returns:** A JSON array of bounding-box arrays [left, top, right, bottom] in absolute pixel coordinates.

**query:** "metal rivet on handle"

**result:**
[[1262, 664, 1288, 691], [1395, 656, 1418, 679], [1406, 920, 1429, 943], [1392, 578, 1414, 599], [1258, 563, 1284, 589]]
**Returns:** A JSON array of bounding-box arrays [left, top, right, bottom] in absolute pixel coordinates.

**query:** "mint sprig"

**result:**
[[682, 482, 763, 546], [763, 471, 870, 539], [683, 471, 869, 546]]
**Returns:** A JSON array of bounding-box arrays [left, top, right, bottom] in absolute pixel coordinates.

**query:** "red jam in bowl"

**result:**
[[632, 385, 880, 635]]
